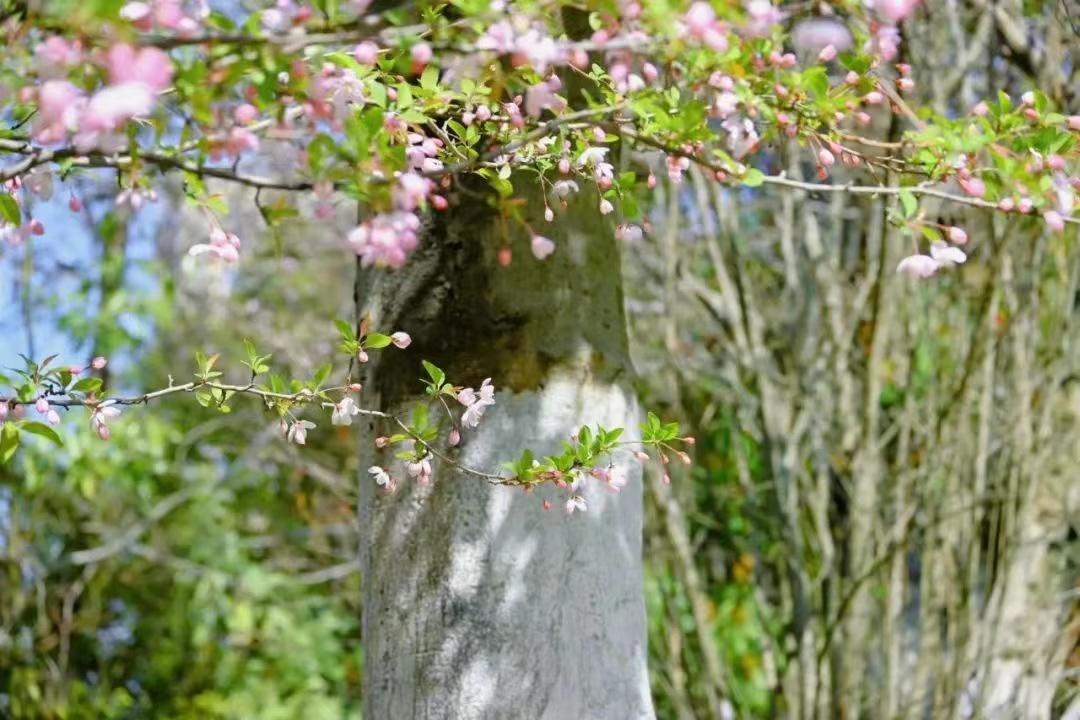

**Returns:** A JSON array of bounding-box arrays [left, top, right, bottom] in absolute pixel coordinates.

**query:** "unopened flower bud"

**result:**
[[35, 397, 48, 413], [375, 436, 389, 448]]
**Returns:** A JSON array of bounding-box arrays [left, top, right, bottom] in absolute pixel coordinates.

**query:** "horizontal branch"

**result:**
[[3, 379, 518, 484], [616, 126, 1080, 226]]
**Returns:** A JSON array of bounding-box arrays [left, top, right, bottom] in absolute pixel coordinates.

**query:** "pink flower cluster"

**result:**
[[476, 21, 566, 74], [189, 225, 241, 263], [457, 378, 495, 429], [33, 44, 173, 151], [347, 211, 421, 268], [120, 0, 209, 34]]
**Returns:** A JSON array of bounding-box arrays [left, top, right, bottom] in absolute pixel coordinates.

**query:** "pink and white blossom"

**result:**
[[929, 242, 966, 266], [896, 253, 939, 278], [287, 419, 315, 445], [565, 494, 587, 514], [331, 397, 361, 426], [531, 234, 555, 259]]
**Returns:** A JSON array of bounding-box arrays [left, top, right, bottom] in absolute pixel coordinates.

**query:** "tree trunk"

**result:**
[[357, 178, 655, 719]]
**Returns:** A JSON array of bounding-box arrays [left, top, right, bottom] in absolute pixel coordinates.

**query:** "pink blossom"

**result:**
[[875, 0, 920, 23], [896, 254, 939, 278], [91, 356, 107, 370], [24, 169, 53, 200], [35, 398, 49, 414], [929, 242, 966, 266], [947, 227, 968, 245], [89, 402, 121, 436], [524, 82, 565, 117], [711, 91, 739, 119], [957, 176, 986, 198], [69, 195, 83, 212], [591, 464, 628, 493], [188, 226, 241, 263], [234, 103, 258, 124], [407, 458, 432, 484], [119, 2, 153, 28], [354, 41, 379, 65], [33, 80, 84, 144], [35, 36, 82, 78], [744, 0, 782, 37], [448, 428, 461, 446], [106, 45, 173, 93], [972, 101, 989, 117], [1067, 116, 1080, 131], [46, 409, 60, 426], [531, 234, 555, 260], [457, 378, 495, 428], [287, 419, 315, 445], [818, 148, 836, 167], [410, 42, 432, 67], [791, 18, 853, 58], [721, 116, 759, 159], [331, 397, 360, 426], [866, 25, 901, 61], [682, 2, 716, 36], [514, 29, 564, 73], [83, 83, 155, 132], [1044, 210, 1066, 233], [395, 172, 433, 211], [347, 211, 421, 268], [390, 331, 412, 349]]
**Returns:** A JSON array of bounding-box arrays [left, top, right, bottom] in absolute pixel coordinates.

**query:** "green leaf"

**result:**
[[421, 360, 445, 388], [802, 67, 829, 99], [20, 421, 61, 446], [364, 333, 393, 349], [0, 194, 20, 225], [899, 189, 917, 219], [334, 319, 355, 340], [0, 423, 18, 462], [741, 168, 765, 187], [411, 403, 429, 431], [313, 362, 332, 388], [71, 377, 103, 394]]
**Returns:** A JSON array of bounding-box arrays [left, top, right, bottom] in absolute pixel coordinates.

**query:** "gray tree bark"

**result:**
[[356, 179, 655, 719]]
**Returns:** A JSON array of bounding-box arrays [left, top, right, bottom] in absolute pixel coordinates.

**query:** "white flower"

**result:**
[[531, 235, 556, 259], [565, 494, 587, 514], [896, 253, 939, 278], [89, 402, 121, 430], [458, 378, 496, 429], [576, 146, 609, 167], [368, 465, 392, 486], [331, 397, 360, 426], [287, 419, 315, 445], [929, 242, 967, 266], [407, 458, 432, 484]]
